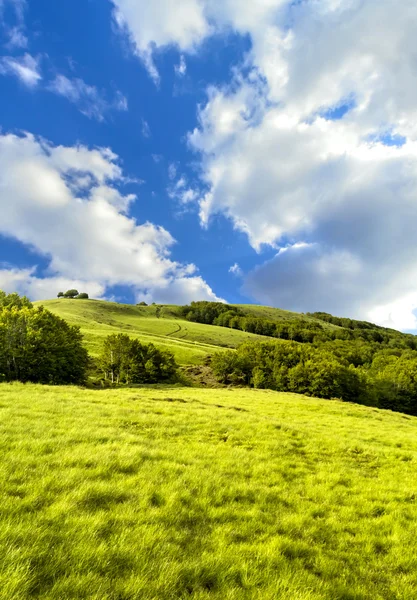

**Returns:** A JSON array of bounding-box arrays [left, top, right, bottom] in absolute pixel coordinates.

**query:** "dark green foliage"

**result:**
[[183, 302, 417, 351], [57, 292, 64, 298], [211, 339, 417, 415], [62, 290, 89, 299], [180, 301, 242, 324], [308, 311, 417, 348], [0, 295, 88, 384], [137, 301, 148, 306], [99, 333, 178, 384]]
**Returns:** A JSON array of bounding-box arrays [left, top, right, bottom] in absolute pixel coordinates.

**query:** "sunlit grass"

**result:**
[[35, 300, 267, 364], [1, 383, 417, 599]]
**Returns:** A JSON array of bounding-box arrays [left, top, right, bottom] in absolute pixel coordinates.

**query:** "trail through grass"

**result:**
[[36, 300, 268, 364], [1, 383, 417, 599]]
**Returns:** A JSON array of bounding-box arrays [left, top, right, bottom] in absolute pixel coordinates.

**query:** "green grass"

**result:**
[[1, 383, 417, 599], [35, 299, 340, 366], [235, 305, 340, 329], [35, 300, 268, 365]]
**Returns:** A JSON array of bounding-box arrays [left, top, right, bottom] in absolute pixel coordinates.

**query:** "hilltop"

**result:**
[[35, 299, 340, 365], [1, 382, 416, 600]]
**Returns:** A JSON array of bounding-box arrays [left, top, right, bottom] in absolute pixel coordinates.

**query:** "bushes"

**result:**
[[212, 341, 371, 405], [0, 301, 88, 384], [211, 339, 417, 415], [58, 290, 89, 299], [98, 334, 178, 385]]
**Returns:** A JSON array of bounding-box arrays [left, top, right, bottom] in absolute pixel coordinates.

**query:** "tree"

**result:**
[[0, 291, 32, 309], [98, 334, 178, 385], [57, 292, 64, 298], [77, 293, 89, 299], [99, 334, 131, 384], [64, 289, 79, 298], [0, 297, 88, 384]]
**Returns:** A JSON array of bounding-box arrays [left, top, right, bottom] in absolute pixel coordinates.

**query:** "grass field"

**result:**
[[36, 300, 269, 365], [35, 299, 340, 366], [1, 383, 417, 599]]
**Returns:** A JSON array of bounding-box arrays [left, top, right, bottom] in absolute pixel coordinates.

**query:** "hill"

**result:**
[[35, 299, 344, 365], [1, 383, 416, 599], [35, 299, 313, 364]]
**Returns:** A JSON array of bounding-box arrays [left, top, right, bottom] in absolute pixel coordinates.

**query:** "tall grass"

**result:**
[[1, 383, 417, 599]]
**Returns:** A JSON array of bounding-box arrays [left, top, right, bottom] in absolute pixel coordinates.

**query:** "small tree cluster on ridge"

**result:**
[[57, 290, 89, 299]]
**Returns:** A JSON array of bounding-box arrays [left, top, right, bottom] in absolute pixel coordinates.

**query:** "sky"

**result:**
[[0, 0, 417, 331]]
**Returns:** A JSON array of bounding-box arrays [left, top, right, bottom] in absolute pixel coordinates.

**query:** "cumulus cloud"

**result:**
[[0, 132, 221, 304], [48, 75, 128, 121], [0, 53, 41, 87], [0, 268, 105, 301], [111, 0, 417, 328]]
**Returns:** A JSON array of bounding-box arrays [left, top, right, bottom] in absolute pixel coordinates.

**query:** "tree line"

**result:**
[[212, 340, 417, 416], [181, 301, 417, 348]]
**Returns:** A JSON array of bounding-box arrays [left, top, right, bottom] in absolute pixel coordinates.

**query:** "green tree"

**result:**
[[64, 289, 79, 299], [0, 290, 32, 309], [57, 292, 64, 298], [0, 301, 88, 384], [77, 293, 89, 299], [98, 334, 178, 385]]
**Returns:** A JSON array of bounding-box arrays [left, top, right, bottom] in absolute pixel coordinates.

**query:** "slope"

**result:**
[[0, 383, 416, 599], [36, 299, 268, 364]]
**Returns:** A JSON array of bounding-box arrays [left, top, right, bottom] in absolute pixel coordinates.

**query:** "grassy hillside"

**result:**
[[35, 300, 271, 364], [35, 299, 343, 366], [1, 383, 416, 599], [236, 304, 338, 328]]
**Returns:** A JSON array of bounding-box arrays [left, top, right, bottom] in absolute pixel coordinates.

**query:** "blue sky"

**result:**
[[1, 0, 417, 331]]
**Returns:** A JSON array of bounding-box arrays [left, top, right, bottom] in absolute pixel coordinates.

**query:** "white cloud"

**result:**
[[48, 75, 127, 121], [0, 0, 28, 49], [136, 275, 223, 305], [229, 263, 242, 277], [168, 163, 177, 180], [167, 173, 199, 205], [0, 132, 221, 304], [141, 118, 151, 138], [5, 26, 27, 49], [0, 268, 105, 301], [175, 55, 187, 77], [0, 53, 41, 87], [111, 0, 208, 80], [97, 0, 417, 327]]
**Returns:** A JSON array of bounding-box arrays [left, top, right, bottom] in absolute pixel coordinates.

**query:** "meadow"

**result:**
[[36, 300, 269, 364], [1, 383, 417, 599]]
